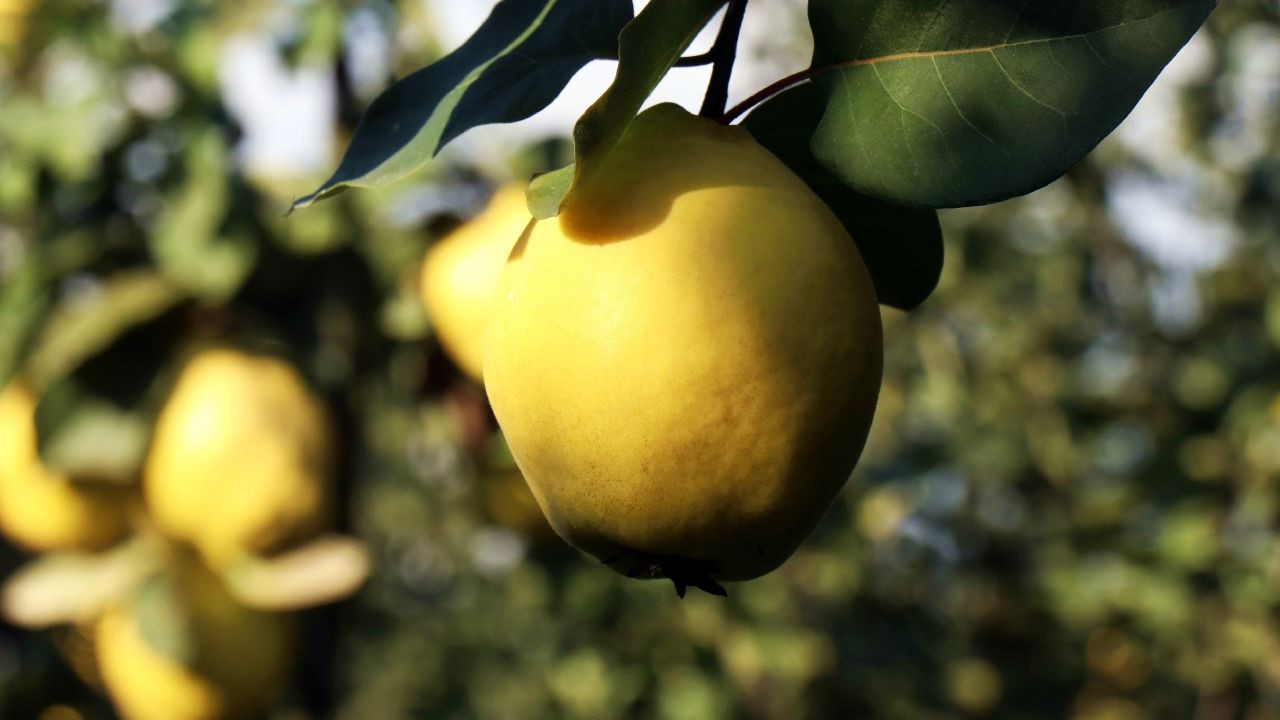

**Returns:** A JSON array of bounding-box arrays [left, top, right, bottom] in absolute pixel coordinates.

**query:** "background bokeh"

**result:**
[[2, 1, 1279, 718]]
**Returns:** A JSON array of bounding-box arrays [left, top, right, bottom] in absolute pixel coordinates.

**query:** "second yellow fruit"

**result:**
[[144, 348, 333, 567], [420, 183, 532, 382]]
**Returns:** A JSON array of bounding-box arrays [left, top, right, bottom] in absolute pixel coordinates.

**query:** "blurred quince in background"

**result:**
[[0, 347, 369, 720]]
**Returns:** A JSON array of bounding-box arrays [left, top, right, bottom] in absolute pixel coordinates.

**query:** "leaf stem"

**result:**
[[674, 52, 715, 67], [719, 67, 813, 124], [698, 0, 749, 120]]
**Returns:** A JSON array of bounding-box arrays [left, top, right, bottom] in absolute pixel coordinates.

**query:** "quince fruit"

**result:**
[[144, 348, 332, 568], [484, 104, 882, 594]]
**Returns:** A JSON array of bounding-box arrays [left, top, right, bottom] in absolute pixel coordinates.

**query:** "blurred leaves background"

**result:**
[[0, 1, 1279, 719]]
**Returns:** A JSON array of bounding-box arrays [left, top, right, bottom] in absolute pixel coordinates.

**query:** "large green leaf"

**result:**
[[528, 0, 728, 218], [743, 84, 943, 311], [806, 0, 1217, 207], [291, 0, 631, 211]]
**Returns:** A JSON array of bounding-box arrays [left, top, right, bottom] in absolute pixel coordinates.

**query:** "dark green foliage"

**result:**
[[805, 0, 1217, 207], [743, 84, 943, 311]]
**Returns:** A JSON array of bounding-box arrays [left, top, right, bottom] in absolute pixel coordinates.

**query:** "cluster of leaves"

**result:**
[[0, 0, 1276, 719], [298, 0, 1215, 312]]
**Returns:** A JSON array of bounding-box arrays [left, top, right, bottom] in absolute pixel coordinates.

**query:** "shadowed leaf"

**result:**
[[806, 0, 1217, 207], [743, 84, 943, 310]]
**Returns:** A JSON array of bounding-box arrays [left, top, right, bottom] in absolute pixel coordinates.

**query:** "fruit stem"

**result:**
[[699, 0, 749, 121]]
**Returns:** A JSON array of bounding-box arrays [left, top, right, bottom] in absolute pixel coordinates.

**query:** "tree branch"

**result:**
[[699, 0, 749, 120], [674, 52, 715, 67]]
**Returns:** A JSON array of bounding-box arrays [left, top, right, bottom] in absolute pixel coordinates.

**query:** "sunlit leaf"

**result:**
[[224, 535, 372, 611], [292, 0, 631, 210], [1, 539, 161, 629], [531, 0, 728, 217]]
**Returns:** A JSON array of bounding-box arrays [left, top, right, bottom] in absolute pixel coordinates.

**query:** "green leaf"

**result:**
[[150, 129, 256, 302], [223, 535, 371, 611], [806, 0, 1217, 207], [542, 0, 728, 217], [291, 0, 632, 211], [1, 538, 162, 629], [34, 385, 150, 483], [527, 164, 576, 220], [743, 84, 943, 311]]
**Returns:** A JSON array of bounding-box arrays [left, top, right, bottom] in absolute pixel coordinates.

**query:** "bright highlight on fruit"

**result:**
[[0, 383, 132, 552], [484, 104, 883, 596], [420, 183, 532, 382], [144, 348, 334, 568]]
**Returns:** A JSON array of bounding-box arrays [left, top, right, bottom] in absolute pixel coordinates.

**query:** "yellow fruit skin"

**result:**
[[0, 383, 132, 552], [420, 184, 532, 382], [484, 104, 883, 582], [144, 349, 333, 567], [95, 561, 291, 720], [0, 0, 30, 40]]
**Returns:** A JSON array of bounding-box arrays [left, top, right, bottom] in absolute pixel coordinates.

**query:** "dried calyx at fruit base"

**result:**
[[0, 347, 371, 719]]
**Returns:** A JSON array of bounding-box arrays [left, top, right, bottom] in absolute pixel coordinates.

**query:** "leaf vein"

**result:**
[[988, 50, 1068, 119], [871, 64, 962, 177], [838, 4, 1190, 70], [931, 57, 1010, 158]]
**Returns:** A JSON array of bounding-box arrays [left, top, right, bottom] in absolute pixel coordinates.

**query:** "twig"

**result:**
[[699, 0, 749, 120], [719, 67, 812, 124], [674, 52, 715, 67]]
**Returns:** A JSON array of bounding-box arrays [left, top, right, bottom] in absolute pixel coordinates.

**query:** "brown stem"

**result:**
[[719, 67, 814, 124], [674, 52, 715, 67], [699, 0, 749, 120]]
